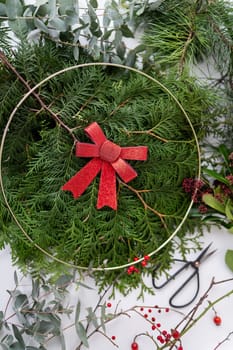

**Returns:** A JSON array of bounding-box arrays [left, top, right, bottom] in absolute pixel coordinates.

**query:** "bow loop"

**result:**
[[62, 122, 148, 209]]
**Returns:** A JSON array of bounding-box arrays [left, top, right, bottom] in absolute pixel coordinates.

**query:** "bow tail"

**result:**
[[62, 158, 102, 198], [97, 161, 117, 210]]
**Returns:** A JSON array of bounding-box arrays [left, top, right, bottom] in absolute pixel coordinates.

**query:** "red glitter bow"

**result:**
[[62, 122, 148, 210]]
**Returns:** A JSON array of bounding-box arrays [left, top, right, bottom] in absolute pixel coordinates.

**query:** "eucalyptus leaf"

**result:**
[[75, 300, 81, 324], [34, 17, 48, 33], [100, 304, 106, 332], [86, 307, 98, 329], [225, 250, 233, 272], [13, 294, 29, 311], [12, 325, 24, 347], [75, 322, 89, 348], [49, 18, 67, 32], [0, 3, 6, 16], [73, 46, 79, 61], [202, 193, 225, 214], [120, 24, 134, 38], [5, 0, 23, 19], [55, 274, 73, 289], [90, 0, 98, 9]]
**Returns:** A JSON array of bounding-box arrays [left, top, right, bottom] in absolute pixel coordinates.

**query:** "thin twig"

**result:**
[[213, 331, 233, 350]]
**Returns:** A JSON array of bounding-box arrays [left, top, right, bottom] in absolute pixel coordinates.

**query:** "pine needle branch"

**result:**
[[0, 51, 77, 142]]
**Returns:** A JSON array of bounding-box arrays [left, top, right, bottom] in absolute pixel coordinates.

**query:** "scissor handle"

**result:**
[[169, 268, 200, 308]]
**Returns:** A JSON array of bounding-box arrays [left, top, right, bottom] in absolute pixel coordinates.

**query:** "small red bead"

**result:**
[[151, 324, 156, 330], [107, 302, 112, 308], [144, 314, 148, 318], [131, 342, 139, 350], [141, 260, 147, 267], [165, 307, 170, 312], [213, 315, 222, 326], [177, 347, 183, 350], [111, 335, 116, 340], [151, 317, 156, 322], [162, 330, 167, 336], [156, 323, 161, 328], [148, 308, 152, 313], [140, 307, 144, 311], [134, 257, 139, 261]]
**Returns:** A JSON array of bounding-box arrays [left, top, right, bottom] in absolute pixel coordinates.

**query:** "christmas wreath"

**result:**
[[0, 42, 213, 290]]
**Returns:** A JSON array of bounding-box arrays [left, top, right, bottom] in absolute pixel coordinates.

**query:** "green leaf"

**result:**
[[75, 322, 89, 348], [13, 294, 29, 311], [0, 3, 6, 16], [73, 46, 79, 61], [90, 0, 98, 9], [13, 271, 18, 286], [203, 168, 229, 186], [32, 279, 40, 300], [86, 307, 98, 329], [225, 200, 233, 221], [12, 325, 24, 347], [125, 49, 136, 67], [229, 226, 233, 234], [100, 304, 106, 332], [5, 0, 23, 19], [202, 193, 225, 214], [34, 17, 48, 33], [49, 18, 67, 32], [225, 250, 233, 272], [55, 274, 73, 289], [75, 300, 81, 324], [120, 24, 134, 38]]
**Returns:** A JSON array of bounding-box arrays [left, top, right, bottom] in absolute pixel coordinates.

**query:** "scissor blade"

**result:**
[[196, 242, 215, 263]]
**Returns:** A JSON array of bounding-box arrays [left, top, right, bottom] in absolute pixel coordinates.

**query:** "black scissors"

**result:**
[[152, 243, 216, 308]]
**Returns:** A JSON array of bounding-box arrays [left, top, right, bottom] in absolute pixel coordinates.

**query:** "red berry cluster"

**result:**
[[127, 255, 150, 274], [182, 177, 212, 213], [136, 305, 183, 347]]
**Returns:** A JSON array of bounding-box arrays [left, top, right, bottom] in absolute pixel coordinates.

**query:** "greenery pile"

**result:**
[[0, 0, 233, 292]]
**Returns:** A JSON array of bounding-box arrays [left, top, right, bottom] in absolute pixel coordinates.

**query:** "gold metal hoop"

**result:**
[[0, 62, 201, 271]]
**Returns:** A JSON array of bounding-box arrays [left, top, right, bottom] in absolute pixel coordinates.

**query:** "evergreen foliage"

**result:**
[[0, 38, 213, 291]]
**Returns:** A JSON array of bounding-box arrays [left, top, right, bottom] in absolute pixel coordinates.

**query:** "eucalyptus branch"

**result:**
[[0, 51, 78, 142]]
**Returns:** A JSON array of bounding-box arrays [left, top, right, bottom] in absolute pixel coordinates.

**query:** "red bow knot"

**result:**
[[62, 122, 148, 210]]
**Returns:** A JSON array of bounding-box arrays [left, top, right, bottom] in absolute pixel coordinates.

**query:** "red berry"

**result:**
[[162, 330, 167, 336], [144, 314, 148, 318], [151, 317, 156, 322], [151, 324, 156, 330], [171, 329, 180, 339], [107, 302, 112, 308], [156, 323, 161, 328], [131, 342, 138, 350], [140, 307, 144, 312], [141, 260, 147, 267], [148, 308, 152, 313], [144, 255, 150, 261], [177, 347, 183, 350], [111, 335, 116, 340], [165, 307, 170, 312], [213, 315, 222, 326]]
